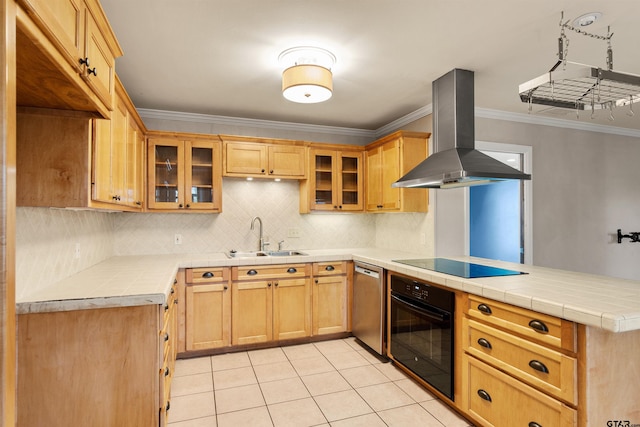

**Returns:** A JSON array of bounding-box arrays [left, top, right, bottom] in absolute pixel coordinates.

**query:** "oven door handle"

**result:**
[[390, 293, 447, 322]]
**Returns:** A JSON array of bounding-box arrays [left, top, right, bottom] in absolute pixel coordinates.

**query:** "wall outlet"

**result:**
[[287, 227, 301, 238], [174, 234, 183, 245], [74, 243, 81, 259]]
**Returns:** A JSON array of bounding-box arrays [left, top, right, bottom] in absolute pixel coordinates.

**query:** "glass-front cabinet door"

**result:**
[[185, 140, 222, 210], [148, 135, 222, 212], [312, 150, 336, 211], [309, 149, 363, 212], [338, 152, 363, 211], [149, 138, 184, 209]]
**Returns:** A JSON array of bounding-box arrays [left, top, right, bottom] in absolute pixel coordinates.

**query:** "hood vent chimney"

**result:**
[[393, 69, 531, 189]]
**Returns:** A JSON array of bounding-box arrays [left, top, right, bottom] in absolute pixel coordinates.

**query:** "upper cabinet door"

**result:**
[[82, 6, 115, 110], [225, 142, 268, 176], [337, 152, 363, 211], [18, 0, 84, 68], [267, 145, 307, 178], [148, 138, 185, 210], [184, 140, 222, 211]]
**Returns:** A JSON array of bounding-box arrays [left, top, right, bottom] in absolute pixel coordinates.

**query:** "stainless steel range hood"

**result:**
[[393, 69, 531, 189]]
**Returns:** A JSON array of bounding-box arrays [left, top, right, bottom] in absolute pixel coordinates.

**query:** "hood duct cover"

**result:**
[[393, 69, 531, 189]]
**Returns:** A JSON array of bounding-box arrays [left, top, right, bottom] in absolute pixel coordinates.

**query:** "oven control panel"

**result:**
[[390, 274, 455, 310]]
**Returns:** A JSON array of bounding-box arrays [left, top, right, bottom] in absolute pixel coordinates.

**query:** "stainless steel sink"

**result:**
[[226, 250, 307, 258], [267, 250, 308, 256], [227, 251, 269, 258]]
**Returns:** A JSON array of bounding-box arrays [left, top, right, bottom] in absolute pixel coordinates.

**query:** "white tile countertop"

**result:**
[[16, 248, 640, 332]]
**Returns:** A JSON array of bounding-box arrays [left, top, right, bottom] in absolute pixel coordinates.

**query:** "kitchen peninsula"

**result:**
[[16, 248, 640, 427]]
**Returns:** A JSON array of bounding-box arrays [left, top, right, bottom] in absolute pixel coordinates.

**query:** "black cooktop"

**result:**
[[392, 258, 527, 279]]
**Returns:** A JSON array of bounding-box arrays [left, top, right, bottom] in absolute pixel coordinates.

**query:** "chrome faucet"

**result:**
[[250, 216, 269, 251]]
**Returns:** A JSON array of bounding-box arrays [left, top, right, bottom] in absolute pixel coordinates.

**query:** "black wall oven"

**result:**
[[389, 274, 455, 400]]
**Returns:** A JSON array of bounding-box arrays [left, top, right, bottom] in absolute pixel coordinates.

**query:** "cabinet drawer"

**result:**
[[186, 267, 229, 284], [313, 261, 347, 276], [233, 264, 309, 281], [467, 295, 575, 351], [465, 318, 577, 405], [465, 356, 576, 427]]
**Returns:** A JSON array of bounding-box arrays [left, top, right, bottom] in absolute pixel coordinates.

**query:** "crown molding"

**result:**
[[137, 108, 376, 138], [476, 107, 640, 138], [374, 105, 433, 138], [138, 105, 640, 142]]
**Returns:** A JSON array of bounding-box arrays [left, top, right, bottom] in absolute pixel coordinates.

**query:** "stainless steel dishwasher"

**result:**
[[352, 262, 386, 356]]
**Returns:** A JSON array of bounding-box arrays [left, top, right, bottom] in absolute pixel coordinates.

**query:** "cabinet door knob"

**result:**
[[166, 401, 170, 412], [477, 303, 492, 315], [287, 267, 297, 274], [315, 279, 319, 284], [274, 282, 279, 287], [87, 67, 97, 76], [186, 204, 190, 208], [79, 57, 90, 67], [164, 333, 170, 342], [164, 367, 170, 377], [528, 319, 549, 334], [477, 338, 492, 349], [247, 269, 258, 276], [477, 389, 492, 402], [202, 272, 214, 278], [268, 282, 272, 287], [528, 360, 549, 374], [178, 204, 183, 208], [261, 169, 265, 173], [325, 265, 335, 271], [270, 170, 274, 174], [528, 423, 542, 427], [223, 285, 228, 291]]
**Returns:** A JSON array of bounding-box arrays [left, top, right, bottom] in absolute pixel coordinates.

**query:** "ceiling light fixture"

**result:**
[[519, 11, 640, 120], [278, 46, 336, 103], [573, 12, 601, 27]]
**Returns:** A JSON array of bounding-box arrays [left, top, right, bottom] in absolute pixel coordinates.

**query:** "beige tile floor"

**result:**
[[168, 337, 473, 427]]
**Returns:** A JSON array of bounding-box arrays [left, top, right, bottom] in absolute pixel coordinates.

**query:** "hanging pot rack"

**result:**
[[519, 12, 640, 119]]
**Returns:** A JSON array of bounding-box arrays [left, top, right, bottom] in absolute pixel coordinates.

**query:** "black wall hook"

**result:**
[[617, 229, 640, 243]]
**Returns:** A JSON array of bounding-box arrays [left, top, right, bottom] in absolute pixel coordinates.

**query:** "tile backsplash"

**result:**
[[16, 179, 434, 297]]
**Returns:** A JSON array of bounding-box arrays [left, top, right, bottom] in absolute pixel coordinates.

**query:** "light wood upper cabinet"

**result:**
[[16, 82, 146, 212], [16, 0, 122, 117], [92, 77, 145, 209], [300, 148, 364, 213], [365, 131, 430, 213], [222, 136, 307, 179], [147, 132, 222, 212]]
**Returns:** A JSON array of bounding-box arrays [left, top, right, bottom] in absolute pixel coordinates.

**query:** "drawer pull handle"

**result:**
[[164, 367, 170, 377], [325, 265, 335, 271], [202, 272, 214, 278], [247, 269, 258, 276], [477, 338, 492, 349], [477, 304, 492, 315], [164, 304, 169, 311], [477, 389, 492, 402], [287, 267, 297, 274], [529, 360, 549, 374], [164, 333, 169, 342], [166, 401, 170, 411], [528, 319, 549, 334], [223, 285, 228, 291], [529, 423, 542, 427]]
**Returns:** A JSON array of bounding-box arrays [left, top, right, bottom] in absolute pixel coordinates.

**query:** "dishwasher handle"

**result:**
[[354, 265, 380, 279]]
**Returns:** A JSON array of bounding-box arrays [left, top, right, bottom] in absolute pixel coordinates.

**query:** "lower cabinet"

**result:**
[[312, 261, 351, 335], [185, 267, 231, 351], [460, 294, 577, 427], [464, 355, 577, 427], [231, 264, 311, 345], [17, 282, 178, 427]]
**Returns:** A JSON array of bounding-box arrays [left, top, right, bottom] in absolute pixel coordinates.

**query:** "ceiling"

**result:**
[[99, 0, 640, 133]]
